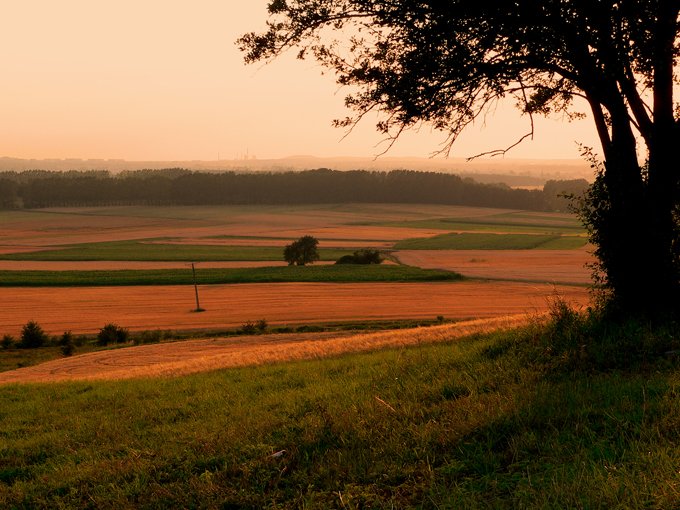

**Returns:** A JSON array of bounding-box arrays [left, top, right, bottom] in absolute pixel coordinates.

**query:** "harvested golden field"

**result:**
[[0, 314, 532, 384], [395, 248, 595, 284], [0, 281, 588, 337]]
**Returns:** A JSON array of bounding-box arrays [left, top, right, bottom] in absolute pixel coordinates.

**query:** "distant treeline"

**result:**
[[0, 168, 588, 211]]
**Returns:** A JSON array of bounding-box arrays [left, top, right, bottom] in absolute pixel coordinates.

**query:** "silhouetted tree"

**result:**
[[19, 320, 48, 349], [240, 2, 680, 316], [284, 235, 320, 266]]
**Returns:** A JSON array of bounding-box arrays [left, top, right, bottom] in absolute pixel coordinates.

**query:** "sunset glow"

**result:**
[[1, 1, 599, 161]]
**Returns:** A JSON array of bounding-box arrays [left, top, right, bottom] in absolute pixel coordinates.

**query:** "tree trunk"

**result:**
[[597, 125, 680, 317]]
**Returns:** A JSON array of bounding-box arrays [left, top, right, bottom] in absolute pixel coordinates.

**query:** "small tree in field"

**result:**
[[283, 235, 320, 266], [20, 321, 48, 348]]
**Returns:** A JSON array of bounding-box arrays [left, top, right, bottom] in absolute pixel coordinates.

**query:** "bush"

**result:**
[[1, 334, 15, 349], [335, 249, 383, 265], [59, 331, 75, 356], [240, 321, 257, 335], [519, 298, 680, 372], [97, 323, 129, 346], [135, 329, 163, 345], [19, 321, 48, 348], [255, 319, 268, 333], [58, 331, 73, 346], [61, 343, 75, 356]]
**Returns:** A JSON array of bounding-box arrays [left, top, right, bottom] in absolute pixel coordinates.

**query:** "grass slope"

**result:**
[[0, 313, 678, 508], [0, 265, 462, 287]]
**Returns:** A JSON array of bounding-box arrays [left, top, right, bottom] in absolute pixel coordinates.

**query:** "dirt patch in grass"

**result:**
[[395, 248, 595, 284], [0, 281, 588, 337], [0, 314, 532, 384]]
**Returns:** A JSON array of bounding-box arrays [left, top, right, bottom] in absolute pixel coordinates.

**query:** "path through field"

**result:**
[[0, 315, 532, 384], [0, 281, 588, 337]]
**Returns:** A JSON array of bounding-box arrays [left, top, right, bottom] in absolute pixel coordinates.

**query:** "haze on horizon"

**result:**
[[2, 1, 600, 163]]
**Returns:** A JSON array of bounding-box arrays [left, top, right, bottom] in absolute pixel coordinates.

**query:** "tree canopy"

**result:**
[[284, 235, 320, 266], [240, 1, 680, 316]]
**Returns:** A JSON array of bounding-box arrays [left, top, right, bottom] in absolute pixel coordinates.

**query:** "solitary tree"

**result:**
[[284, 235, 320, 266], [240, 1, 680, 316]]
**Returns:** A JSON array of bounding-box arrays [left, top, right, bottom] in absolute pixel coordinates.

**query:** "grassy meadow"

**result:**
[[0, 311, 678, 508]]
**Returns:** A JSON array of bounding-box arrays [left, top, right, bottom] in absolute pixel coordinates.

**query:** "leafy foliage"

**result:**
[[335, 249, 383, 264], [240, 1, 680, 315], [19, 321, 48, 349], [97, 323, 129, 346], [283, 235, 320, 266], [1, 334, 15, 350]]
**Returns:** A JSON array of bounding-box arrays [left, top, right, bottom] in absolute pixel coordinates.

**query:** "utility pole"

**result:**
[[190, 262, 204, 312]]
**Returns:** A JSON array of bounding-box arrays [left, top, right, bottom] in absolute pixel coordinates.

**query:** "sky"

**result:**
[[0, 1, 600, 162]]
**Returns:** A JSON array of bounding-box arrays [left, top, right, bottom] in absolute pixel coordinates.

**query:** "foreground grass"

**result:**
[[0, 241, 352, 262], [0, 265, 462, 286], [0, 314, 678, 508]]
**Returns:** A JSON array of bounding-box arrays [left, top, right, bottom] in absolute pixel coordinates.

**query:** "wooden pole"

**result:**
[[191, 262, 204, 312]]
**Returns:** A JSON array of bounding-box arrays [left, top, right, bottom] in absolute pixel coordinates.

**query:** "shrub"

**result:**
[[59, 331, 75, 356], [520, 297, 680, 372], [19, 321, 48, 348], [135, 329, 163, 345], [97, 323, 129, 346], [58, 331, 74, 346], [240, 321, 257, 335], [1, 334, 15, 349], [255, 319, 268, 333], [335, 249, 383, 264]]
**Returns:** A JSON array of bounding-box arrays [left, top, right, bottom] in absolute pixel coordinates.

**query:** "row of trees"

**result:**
[[0, 168, 586, 212]]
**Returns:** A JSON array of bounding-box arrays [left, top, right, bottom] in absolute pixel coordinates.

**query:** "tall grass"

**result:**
[[0, 311, 678, 508]]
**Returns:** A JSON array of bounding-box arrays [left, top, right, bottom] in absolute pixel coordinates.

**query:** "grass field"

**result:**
[[394, 232, 587, 250], [0, 313, 677, 508], [0, 240, 353, 262], [0, 265, 462, 287]]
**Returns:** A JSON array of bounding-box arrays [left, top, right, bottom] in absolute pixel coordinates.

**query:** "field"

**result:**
[[3, 204, 679, 508], [0, 281, 588, 337], [0, 315, 529, 383], [0, 204, 592, 337]]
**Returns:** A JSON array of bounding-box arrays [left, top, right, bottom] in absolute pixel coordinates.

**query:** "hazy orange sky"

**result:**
[[1, 1, 601, 161]]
